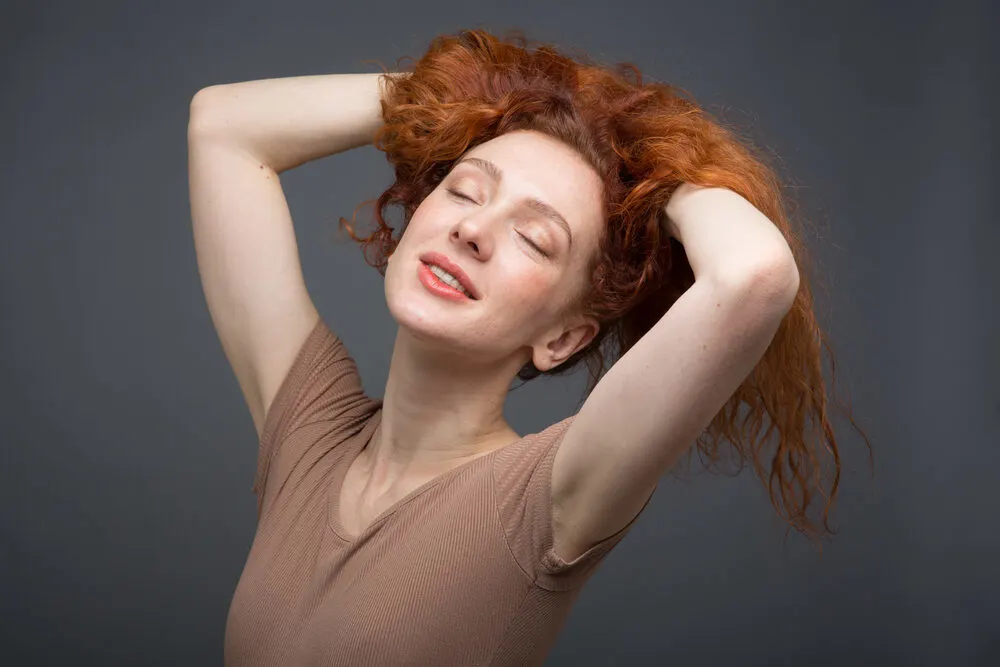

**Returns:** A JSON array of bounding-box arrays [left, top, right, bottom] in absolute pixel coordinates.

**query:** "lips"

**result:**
[[419, 251, 480, 300]]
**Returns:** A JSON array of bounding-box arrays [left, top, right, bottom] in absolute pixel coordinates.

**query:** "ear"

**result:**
[[532, 315, 600, 372]]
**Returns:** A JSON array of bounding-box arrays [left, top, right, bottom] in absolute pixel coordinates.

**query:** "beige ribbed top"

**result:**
[[223, 316, 650, 666]]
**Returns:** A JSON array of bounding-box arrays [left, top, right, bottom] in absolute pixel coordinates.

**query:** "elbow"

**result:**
[[188, 86, 231, 142], [750, 259, 800, 310], [188, 89, 215, 141], [716, 254, 800, 309]]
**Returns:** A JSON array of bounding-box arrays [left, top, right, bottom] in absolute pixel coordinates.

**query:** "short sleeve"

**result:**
[[493, 416, 654, 592], [252, 315, 380, 522]]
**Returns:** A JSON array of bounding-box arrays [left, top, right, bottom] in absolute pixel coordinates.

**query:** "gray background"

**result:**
[[2, 0, 997, 665]]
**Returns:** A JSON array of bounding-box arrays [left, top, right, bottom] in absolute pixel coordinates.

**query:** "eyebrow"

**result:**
[[454, 156, 574, 250]]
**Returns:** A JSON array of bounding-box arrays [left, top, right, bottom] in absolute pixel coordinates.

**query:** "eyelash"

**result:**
[[446, 189, 549, 257]]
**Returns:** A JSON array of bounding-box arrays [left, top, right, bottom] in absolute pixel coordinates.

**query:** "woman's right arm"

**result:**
[[187, 73, 399, 438], [189, 73, 402, 172]]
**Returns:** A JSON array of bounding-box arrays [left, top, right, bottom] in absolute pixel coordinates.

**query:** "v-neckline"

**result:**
[[326, 414, 527, 542]]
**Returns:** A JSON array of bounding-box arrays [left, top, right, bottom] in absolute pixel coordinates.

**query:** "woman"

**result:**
[[188, 28, 870, 667]]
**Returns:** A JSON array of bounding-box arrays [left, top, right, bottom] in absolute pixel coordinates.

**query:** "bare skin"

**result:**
[[341, 130, 606, 535]]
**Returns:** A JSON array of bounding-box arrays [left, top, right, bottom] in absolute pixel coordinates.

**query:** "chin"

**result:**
[[386, 287, 457, 339]]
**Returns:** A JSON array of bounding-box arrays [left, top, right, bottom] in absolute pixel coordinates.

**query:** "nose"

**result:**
[[451, 214, 494, 260]]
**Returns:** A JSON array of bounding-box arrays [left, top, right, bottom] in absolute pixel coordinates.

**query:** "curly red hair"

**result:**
[[337, 28, 873, 545]]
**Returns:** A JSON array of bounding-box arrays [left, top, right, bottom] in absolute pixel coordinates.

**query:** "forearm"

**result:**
[[664, 183, 798, 292], [188, 72, 405, 173]]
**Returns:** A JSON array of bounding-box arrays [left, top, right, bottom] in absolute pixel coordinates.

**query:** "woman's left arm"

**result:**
[[549, 184, 801, 563]]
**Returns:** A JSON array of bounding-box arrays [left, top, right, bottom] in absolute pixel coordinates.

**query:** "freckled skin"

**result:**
[[383, 129, 606, 371]]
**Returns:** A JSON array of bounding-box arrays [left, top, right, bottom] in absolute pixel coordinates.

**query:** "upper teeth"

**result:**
[[428, 263, 471, 297]]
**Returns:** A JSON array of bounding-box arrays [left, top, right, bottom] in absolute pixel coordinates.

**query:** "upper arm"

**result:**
[[187, 89, 321, 438], [550, 263, 799, 562]]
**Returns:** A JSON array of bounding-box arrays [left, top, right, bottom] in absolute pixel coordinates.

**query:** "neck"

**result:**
[[361, 326, 526, 485]]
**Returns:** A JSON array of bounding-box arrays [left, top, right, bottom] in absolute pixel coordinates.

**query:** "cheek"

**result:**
[[498, 271, 562, 320], [407, 200, 447, 233]]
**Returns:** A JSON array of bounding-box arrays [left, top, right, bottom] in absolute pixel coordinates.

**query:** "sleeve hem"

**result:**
[[534, 483, 655, 591]]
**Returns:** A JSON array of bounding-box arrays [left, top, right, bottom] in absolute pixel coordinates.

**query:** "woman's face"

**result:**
[[384, 129, 606, 371]]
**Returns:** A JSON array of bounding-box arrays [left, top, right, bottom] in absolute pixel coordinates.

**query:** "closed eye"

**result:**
[[446, 188, 475, 203], [516, 232, 547, 256]]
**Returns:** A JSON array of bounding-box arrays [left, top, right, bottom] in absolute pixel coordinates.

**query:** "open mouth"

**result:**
[[418, 261, 477, 301]]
